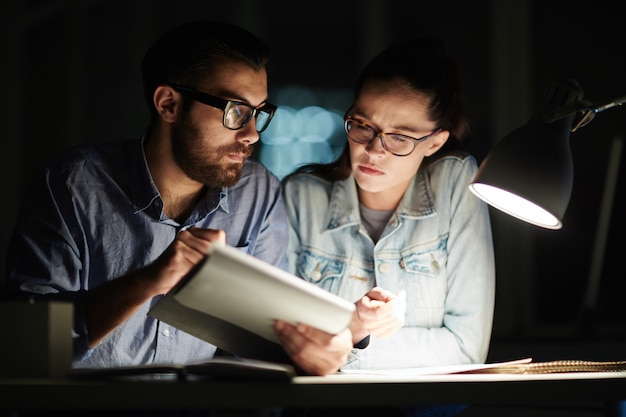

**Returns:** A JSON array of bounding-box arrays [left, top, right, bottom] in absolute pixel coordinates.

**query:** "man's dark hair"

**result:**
[[141, 20, 270, 124]]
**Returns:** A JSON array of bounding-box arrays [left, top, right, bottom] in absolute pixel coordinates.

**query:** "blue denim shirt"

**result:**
[[282, 152, 495, 370], [5, 138, 288, 368]]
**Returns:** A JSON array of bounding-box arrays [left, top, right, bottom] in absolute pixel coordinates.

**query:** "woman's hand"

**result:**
[[351, 287, 406, 343]]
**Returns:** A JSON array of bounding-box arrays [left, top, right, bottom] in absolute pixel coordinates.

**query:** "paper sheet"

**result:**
[[339, 358, 534, 376], [149, 243, 356, 361]]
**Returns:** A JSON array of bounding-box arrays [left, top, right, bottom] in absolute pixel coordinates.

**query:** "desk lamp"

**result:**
[[469, 78, 626, 229]]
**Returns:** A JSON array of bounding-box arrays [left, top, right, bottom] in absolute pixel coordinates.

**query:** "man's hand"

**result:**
[[273, 320, 353, 376], [144, 227, 226, 297], [86, 227, 226, 347]]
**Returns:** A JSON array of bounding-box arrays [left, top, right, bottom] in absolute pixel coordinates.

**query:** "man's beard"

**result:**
[[171, 114, 253, 188]]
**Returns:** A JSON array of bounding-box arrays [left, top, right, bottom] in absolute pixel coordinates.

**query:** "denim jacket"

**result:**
[[282, 151, 495, 370]]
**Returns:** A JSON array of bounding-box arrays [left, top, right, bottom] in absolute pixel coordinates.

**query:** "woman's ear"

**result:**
[[153, 85, 181, 123], [424, 129, 450, 157]]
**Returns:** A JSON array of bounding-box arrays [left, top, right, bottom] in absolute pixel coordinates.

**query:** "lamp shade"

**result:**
[[468, 78, 586, 229], [469, 111, 575, 229], [470, 78, 625, 229]]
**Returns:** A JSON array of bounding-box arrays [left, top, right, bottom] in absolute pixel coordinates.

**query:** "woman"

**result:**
[[282, 37, 495, 374]]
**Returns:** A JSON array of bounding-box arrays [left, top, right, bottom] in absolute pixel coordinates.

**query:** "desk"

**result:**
[[1, 372, 626, 415]]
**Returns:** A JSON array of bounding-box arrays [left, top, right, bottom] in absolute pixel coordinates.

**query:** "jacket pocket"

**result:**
[[297, 250, 345, 293], [400, 236, 448, 278]]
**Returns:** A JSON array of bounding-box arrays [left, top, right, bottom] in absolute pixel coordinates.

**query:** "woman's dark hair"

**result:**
[[141, 20, 270, 125], [291, 37, 470, 182]]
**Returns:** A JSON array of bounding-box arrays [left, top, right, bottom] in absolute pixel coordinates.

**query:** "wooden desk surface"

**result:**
[[1, 372, 626, 411]]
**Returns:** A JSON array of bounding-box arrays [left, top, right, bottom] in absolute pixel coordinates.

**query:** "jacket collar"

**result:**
[[325, 169, 436, 231]]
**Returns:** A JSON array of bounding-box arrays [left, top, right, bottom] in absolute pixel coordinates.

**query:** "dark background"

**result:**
[[1, 0, 625, 363]]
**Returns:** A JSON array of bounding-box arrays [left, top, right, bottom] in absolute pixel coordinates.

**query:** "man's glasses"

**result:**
[[344, 117, 442, 157], [169, 84, 276, 133]]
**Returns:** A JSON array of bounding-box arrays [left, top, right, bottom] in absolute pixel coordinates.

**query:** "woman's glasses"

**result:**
[[344, 117, 441, 156]]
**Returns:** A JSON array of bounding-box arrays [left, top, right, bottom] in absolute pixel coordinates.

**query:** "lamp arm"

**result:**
[[543, 100, 594, 123], [593, 94, 626, 113], [543, 94, 626, 123]]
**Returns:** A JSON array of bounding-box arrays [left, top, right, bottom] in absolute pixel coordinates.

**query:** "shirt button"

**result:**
[[163, 329, 170, 337], [311, 270, 322, 281], [378, 263, 389, 273], [430, 254, 441, 273]]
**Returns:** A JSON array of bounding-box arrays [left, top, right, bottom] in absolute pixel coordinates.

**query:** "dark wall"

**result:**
[[1, 0, 624, 343], [524, 1, 626, 337]]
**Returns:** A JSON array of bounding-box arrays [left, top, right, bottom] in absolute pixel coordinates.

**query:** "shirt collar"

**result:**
[[129, 137, 229, 223], [129, 137, 162, 218]]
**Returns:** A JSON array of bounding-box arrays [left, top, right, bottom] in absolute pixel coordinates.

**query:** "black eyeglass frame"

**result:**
[[344, 116, 442, 157], [169, 84, 277, 133]]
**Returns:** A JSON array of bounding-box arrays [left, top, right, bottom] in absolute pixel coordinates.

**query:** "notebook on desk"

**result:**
[[69, 356, 296, 381], [459, 359, 626, 374], [338, 358, 626, 377]]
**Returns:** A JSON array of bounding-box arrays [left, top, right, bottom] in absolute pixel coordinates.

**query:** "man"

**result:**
[[4, 20, 351, 376]]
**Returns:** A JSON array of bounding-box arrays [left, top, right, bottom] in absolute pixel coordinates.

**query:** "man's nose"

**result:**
[[236, 121, 260, 145]]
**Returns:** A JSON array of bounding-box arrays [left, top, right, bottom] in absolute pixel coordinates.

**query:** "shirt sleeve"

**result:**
[[241, 164, 290, 272], [4, 159, 92, 358]]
